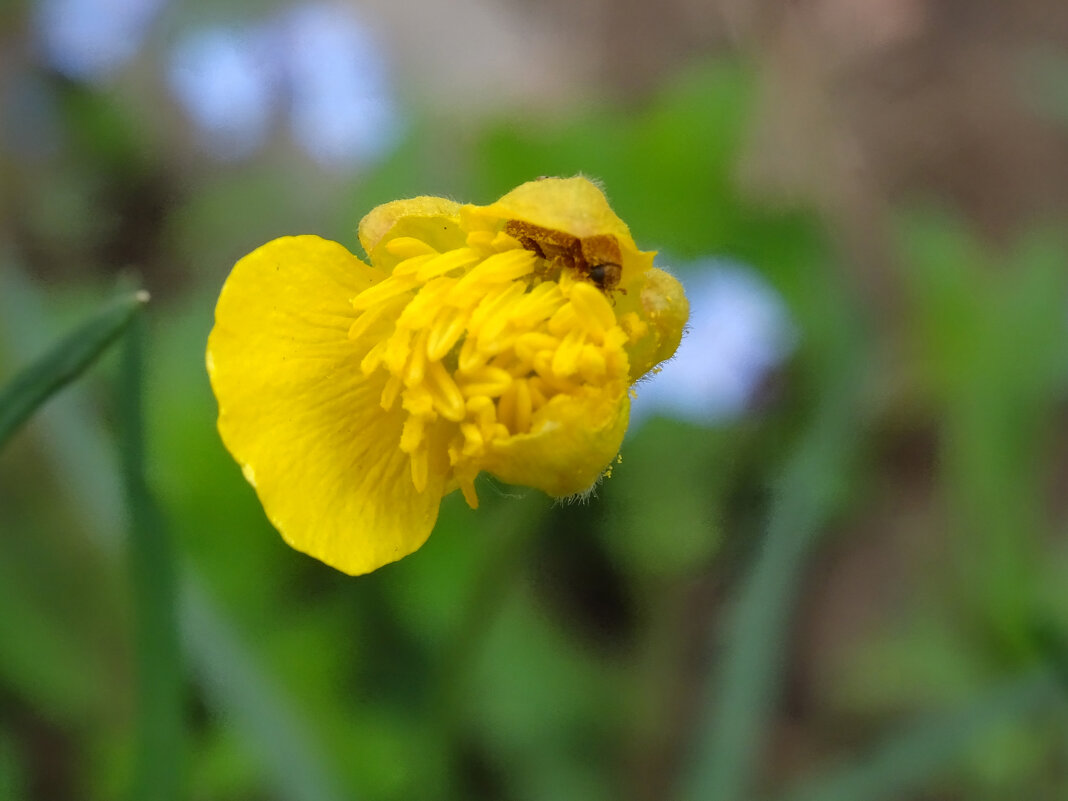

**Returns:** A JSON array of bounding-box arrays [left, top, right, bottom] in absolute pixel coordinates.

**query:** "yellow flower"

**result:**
[[207, 177, 688, 574]]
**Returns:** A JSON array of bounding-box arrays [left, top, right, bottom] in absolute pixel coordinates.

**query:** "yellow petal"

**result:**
[[207, 235, 446, 575], [469, 176, 655, 290], [617, 267, 690, 380], [478, 176, 633, 243], [358, 197, 466, 273], [358, 196, 461, 255], [480, 384, 630, 497]]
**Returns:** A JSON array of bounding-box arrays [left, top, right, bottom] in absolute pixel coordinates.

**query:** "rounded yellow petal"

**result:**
[[470, 176, 656, 291], [479, 176, 633, 243], [358, 196, 462, 254], [479, 384, 630, 498], [617, 266, 690, 380], [207, 235, 447, 575], [358, 196, 466, 273]]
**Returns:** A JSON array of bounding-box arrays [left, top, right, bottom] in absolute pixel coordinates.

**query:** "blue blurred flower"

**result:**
[[167, 27, 279, 160], [165, 3, 400, 167], [279, 3, 400, 167], [34, 0, 166, 82], [631, 259, 797, 427]]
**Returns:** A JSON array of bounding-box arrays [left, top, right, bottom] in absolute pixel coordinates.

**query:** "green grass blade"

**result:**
[[181, 584, 348, 801], [0, 266, 348, 801], [118, 314, 185, 801], [772, 668, 1059, 801], [0, 726, 27, 801], [0, 288, 148, 451], [681, 348, 863, 801]]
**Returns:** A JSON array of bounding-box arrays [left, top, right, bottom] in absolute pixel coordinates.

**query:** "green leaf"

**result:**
[[772, 669, 1059, 801], [0, 289, 148, 451], [0, 267, 350, 801], [182, 586, 349, 801], [118, 314, 186, 801], [680, 302, 865, 801]]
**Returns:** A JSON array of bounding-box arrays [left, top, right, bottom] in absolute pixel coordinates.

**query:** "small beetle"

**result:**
[[504, 220, 623, 293]]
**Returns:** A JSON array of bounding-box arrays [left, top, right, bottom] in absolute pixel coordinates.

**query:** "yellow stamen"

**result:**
[[410, 447, 429, 492], [568, 282, 616, 333], [385, 236, 439, 259], [459, 474, 480, 509], [513, 378, 532, 434], [400, 414, 426, 453], [458, 365, 514, 397], [426, 309, 468, 361], [350, 230, 631, 496], [426, 361, 466, 422], [414, 248, 480, 282], [352, 270, 421, 308], [380, 374, 402, 410]]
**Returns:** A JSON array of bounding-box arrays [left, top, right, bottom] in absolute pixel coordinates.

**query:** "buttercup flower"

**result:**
[[207, 176, 688, 574]]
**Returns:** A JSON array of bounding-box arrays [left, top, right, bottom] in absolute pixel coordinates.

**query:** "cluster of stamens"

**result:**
[[349, 224, 630, 508]]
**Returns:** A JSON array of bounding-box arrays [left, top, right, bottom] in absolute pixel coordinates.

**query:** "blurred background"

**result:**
[[2, 0, 1068, 799]]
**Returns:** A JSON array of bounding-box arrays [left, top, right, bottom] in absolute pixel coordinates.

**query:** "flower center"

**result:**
[[349, 225, 631, 508]]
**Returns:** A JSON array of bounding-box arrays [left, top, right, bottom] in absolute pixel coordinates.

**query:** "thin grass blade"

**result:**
[[680, 330, 864, 801], [118, 312, 185, 801], [0, 266, 349, 801], [772, 668, 1059, 801], [0, 288, 148, 451]]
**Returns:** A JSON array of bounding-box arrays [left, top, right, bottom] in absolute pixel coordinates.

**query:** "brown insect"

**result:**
[[504, 220, 623, 292]]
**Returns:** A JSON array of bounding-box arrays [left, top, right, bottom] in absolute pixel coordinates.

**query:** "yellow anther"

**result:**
[[360, 340, 388, 376], [532, 350, 554, 379], [467, 395, 498, 440], [515, 331, 560, 364], [528, 377, 549, 409], [426, 309, 468, 361], [458, 365, 513, 398], [400, 414, 426, 453], [460, 422, 484, 456], [348, 294, 407, 343], [448, 250, 535, 301], [479, 332, 517, 359], [465, 230, 496, 250], [352, 271, 421, 310], [513, 379, 532, 434], [401, 385, 435, 417], [496, 349, 530, 377], [409, 447, 429, 493], [551, 329, 585, 378], [386, 236, 439, 259], [466, 395, 494, 413], [578, 345, 607, 383], [397, 277, 457, 328], [467, 280, 527, 334], [426, 361, 466, 422], [383, 328, 412, 373], [547, 302, 578, 337], [476, 307, 518, 355], [568, 281, 617, 332], [459, 475, 480, 509], [415, 248, 480, 282], [387, 253, 436, 278], [458, 336, 486, 374], [510, 282, 564, 327], [403, 330, 429, 387], [497, 383, 516, 433], [380, 374, 402, 410]]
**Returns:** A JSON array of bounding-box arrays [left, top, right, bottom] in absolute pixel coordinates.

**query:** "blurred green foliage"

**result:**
[[2, 44, 1068, 801]]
